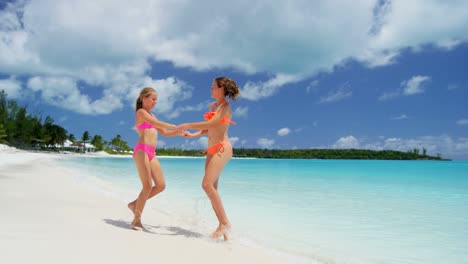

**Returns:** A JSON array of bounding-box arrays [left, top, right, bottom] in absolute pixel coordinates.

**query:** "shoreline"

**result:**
[[2, 144, 454, 161], [0, 148, 288, 264]]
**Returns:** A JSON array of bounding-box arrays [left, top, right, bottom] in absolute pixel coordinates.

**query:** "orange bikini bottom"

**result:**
[[203, 140, 232, 156]]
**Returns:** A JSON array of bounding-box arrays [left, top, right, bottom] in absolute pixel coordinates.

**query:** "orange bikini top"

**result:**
[[203, 112, 236, 125]]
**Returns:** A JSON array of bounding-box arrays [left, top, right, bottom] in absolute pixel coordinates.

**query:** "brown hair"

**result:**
[[135, 87, 157, 111], [214, 77, 240, 101]]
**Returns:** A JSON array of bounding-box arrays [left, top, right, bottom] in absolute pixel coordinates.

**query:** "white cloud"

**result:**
[[306, 80, 320, 94], [179, 137, 206, 150], [0, 77, 22, 98], [332, 135, 360, 149], [1, 0, 468, 107], [277, 128, 290, 137], [379, 75, 431, 100], [179, 136, 239, 150], [391, 114, 409, 120], [378, 135, 468, 159], [127, 76, 193, 118], [240, 139, 248, 146], [361, 1, 468, 63], [241, 74, 302, 101], [402, 75, 430, 95], [447, 84, 459, 90], [319, 83, 352, 104], [257, 138, 275, 149], [166, 100, 207, 119], [197, 137, 208, 148], [27, 76, 110, 115], [378, 91, 400, 101], [332, 134, 468, 160], [457, 119, 468, 125], [58, 116, 68, 123], [229, 137, 240, 146], [233, 106, 248, 118], [158, 140, 167, 148]]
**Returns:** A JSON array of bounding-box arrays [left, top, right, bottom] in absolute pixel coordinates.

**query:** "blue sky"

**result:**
[[1, 0, 467, 159]]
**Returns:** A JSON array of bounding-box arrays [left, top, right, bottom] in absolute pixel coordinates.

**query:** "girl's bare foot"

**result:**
[[130, 209, 143, 231], [210, 223, 231, 241], [131, 218, 143, 231], [128, 201, 136, 214]]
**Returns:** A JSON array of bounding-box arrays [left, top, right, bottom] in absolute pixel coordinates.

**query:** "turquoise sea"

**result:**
[[61, 157, 468, 264]]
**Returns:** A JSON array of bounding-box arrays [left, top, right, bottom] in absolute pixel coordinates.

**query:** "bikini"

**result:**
[[133, 120, 157, 160], [203, 112, 236, 125], [203, 140, 233, 156], [202, 110, 235, 155]]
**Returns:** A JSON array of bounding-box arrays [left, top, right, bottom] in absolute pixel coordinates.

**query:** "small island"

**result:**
[[155, 148, 445, 160]]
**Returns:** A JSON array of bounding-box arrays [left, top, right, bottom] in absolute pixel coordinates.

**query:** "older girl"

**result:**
[[177, 77, 240, 240]]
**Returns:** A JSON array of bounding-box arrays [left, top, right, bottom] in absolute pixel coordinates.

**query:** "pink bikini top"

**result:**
[[136, 113, 158, 130], [136, 122, 157, 130], [203, 112, 236, 125]]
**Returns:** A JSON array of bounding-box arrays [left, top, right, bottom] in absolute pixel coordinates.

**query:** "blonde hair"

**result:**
[[214, 77, 240, 101], [135, 87, 157, 111]]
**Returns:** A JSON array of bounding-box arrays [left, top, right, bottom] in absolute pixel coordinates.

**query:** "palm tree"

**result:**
[[46, 124, 68, 148], [111, 134, 123, 150], [0, 123, 7, 144], [81, 131, 90, 152], [91, 134, 105, 151]]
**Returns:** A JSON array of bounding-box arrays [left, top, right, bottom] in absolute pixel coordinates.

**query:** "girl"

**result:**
[[128, 87, 178, 230], [177, 77, 240, 240]]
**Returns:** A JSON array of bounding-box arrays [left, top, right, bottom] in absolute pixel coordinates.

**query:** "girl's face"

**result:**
[[210, 81, 224, 99], [143, 92, 158, 109]]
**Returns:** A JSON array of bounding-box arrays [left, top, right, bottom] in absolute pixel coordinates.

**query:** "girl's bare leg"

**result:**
[[202, 151, 232, 240], [128, 158, 166, 212], [131, 151, 153, 230]]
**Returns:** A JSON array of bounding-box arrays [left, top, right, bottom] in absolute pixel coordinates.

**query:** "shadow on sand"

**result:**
[[103, 219, 203, 238]]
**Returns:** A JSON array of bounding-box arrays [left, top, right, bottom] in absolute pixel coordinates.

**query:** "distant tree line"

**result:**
[[0, 90, 130, 153], [157, 148, 445, 160], [230, 148, 444, 160]]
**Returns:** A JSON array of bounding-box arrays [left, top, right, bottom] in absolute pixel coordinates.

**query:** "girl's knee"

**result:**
[[142, 184, 152, 193], [156, 182, 166, 192], [202, 181, 213, 191]]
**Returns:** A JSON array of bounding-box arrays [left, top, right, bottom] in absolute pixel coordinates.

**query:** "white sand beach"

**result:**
[[0, 145, 285, 264]]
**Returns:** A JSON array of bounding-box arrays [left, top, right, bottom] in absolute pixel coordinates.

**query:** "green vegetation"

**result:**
[[0, 123, 7, 143], [233, 148, 444, 160], [0, 89, 446, 160], [0, 90, 131, 153], [156, 148, 445, 160]]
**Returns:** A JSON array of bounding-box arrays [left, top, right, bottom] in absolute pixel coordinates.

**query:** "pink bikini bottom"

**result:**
[[133, 143, 156, 161]]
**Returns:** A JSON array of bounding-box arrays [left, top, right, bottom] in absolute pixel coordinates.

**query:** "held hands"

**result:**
[[175, 123, 188, 134], [174, 123, 197, 138]]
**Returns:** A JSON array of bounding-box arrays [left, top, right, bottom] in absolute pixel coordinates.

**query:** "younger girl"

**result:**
[[128, 87, 178, 230]]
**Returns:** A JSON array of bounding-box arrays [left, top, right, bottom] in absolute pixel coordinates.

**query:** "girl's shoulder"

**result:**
[[211, 100, 230, 111], [217, 101, 231, 113], [136, 109, 153, 116], [209, 102, 218, 112]]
